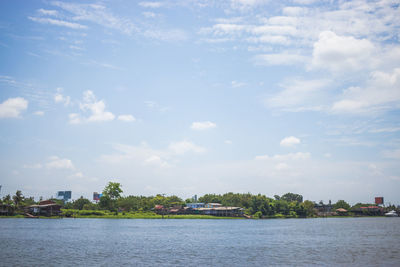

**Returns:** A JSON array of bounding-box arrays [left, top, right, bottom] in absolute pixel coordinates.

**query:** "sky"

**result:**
[[0, 0, 399, 205]]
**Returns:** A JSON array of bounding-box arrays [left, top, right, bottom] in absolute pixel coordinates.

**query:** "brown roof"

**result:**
[[29, 204, 61, 208], [39, 200, 56, 205], [336, 208, 347, 212]]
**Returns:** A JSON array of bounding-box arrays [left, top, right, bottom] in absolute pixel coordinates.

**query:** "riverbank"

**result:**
[[65, 209, 244, 219], [0, 210, 243, 219]]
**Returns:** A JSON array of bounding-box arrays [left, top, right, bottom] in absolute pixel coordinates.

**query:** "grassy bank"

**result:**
[[0, 215, 25, 218], [61, 209, 243, 219]]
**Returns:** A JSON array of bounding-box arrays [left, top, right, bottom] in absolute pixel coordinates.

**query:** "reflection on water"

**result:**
[[1, 218, 399, 266]]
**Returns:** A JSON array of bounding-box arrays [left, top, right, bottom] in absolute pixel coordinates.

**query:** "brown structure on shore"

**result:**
[[154, 204, 245, 217], [0, 204, 14, 216], [25, 200, 62, 217]]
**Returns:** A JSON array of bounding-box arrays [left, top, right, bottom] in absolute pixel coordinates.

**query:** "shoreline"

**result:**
[[1, 215, 392, 219]]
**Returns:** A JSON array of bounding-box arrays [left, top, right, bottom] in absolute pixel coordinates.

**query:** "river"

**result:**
[[1, 217, 399, 266]]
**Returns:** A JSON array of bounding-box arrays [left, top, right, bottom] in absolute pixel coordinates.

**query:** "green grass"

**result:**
[[0, 214, 25, 218]]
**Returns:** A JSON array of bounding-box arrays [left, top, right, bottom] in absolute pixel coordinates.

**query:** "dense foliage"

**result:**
[[1, 183, 398, 218]]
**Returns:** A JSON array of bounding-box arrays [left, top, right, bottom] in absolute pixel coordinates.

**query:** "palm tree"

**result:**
[[13, 190, 24, 209]]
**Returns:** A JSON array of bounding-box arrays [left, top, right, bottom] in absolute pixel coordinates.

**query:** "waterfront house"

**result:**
[[352, 206, 383, 216], [198, 206, 244, 217], [25, 200, 62, 217], [0, 204, 14, 216], [204, 203, 222, 208], [186, 203, 205, 209]]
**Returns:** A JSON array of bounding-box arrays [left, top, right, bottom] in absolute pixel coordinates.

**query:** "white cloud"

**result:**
[[382, 149, 400, 160], [46, 156, 75, 170], [50, 1, 136, 35], [266, 79, 330, 111], [254, 155, 269, 160], [231, 81, 246, 88], [331, 68, 400, 114], [100, 140, 206, 169], [312, 31, 375, 72], [282, 6, 308, 16], [34, 111, 44, 116], [280, 136, 301, 147], [273, 152, 310, 160], [369, 127, 400, 134], [73, 172, 84, 178], [168, 140, 206, 155], [139, 2, 163, 8], [254, 53, 307, 66], [230, 0, 269, 11], [144, 155, 170, 168], [70, 91, 115, 124], [255, 152, 310, 160], [28, 16, 87, 29], [276, 162, 289, 170], [142, 12, 156, 18], [68, 113, 81, 124], [191, 121, 217, 130], [224, 140, 233, 145], [145, 101, 156, 108], [0, 97, 28, 118], [37, 9, 59, 16], [118, 114, 136, 122], [54, 88, 71, 106], [23, 163, 43, 169], [292, 0, 317, 4], [143, 29, 188, 42]]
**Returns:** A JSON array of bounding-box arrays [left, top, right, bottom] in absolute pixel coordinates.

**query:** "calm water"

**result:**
[[1, 217, 399, 266]]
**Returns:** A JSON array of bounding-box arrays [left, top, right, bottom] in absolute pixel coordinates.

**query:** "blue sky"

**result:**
[[0, 0, 399, 204]]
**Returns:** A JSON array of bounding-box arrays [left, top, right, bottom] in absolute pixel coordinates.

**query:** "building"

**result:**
[[25, 200, 62, 217], [198, 207, 244, 217], [186, 203, 205, 209], [0, 204, 14, 216], [352, 206, 384, 216], [314, 202, 333, 212], [336, 208, 348, 215], [314, 201, 334, 216], [204, 203, 222, 208], [56, 191, 72, 202]]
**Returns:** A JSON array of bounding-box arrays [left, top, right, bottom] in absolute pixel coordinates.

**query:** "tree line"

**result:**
[[1, 182, 398, 217]]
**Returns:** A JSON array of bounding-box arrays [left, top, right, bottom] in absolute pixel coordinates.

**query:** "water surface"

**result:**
[[1, 217, 399, 266]]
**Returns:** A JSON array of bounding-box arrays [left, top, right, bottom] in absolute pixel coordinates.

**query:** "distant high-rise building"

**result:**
[[56, 191, 72, 201]]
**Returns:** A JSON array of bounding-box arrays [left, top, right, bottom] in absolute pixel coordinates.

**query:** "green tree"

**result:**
[[13, 190, 24, 208], [22, 196, 36, 206], [99, 195, 113, 210], [281, 192, 303, 203], [198, 194, 222, 204], [301, 200, 316, 217], [102, 182, 123, 200], [333, 200, 350, 210], [3, 194, 12, 205], [82, 203, 98, 210], [72, 196, 92, 210]]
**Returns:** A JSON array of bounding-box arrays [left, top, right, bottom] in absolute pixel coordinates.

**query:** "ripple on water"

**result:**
[[1, 218, 400, 266]]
